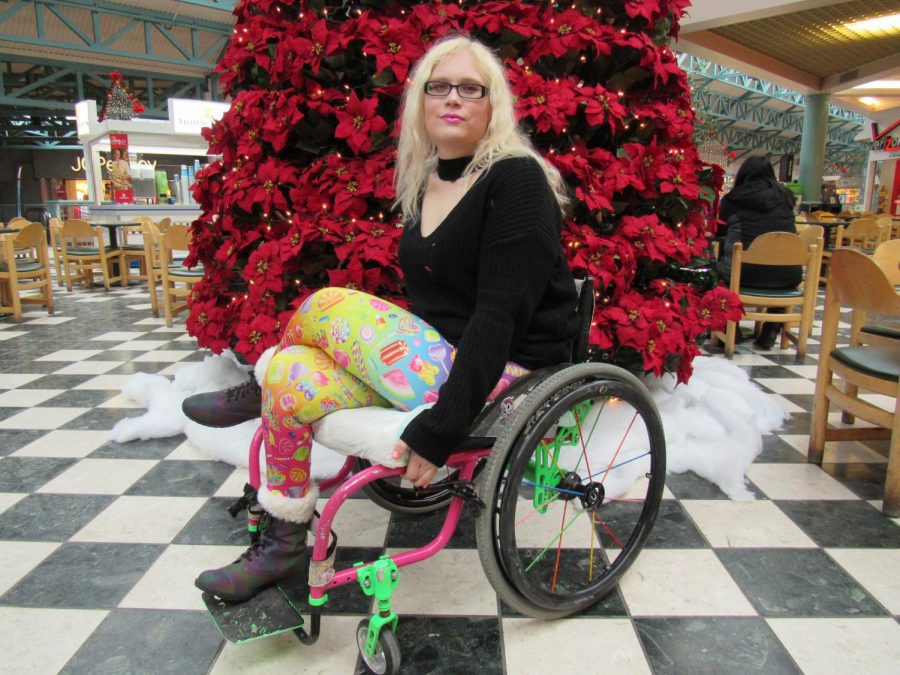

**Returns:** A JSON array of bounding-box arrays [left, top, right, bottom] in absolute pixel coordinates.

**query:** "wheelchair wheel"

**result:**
[[356, 619, 400, 675], [354, 458, 485, 514], [476, 363, 665, 619]]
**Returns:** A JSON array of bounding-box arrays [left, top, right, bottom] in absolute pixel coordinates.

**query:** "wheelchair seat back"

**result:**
[[571, 276, 595, 364]]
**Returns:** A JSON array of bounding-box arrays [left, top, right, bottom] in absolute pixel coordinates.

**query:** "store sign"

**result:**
[[70, 156, 157, 173], [170, 98, 229, 134], [871, 119, 900, 152]]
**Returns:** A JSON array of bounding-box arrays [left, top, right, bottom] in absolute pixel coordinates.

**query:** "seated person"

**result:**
[[183, 35, 580, 603], [717, 156, 801, 349]]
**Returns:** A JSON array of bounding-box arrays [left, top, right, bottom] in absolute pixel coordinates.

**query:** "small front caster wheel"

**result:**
[[356, 619, 401, 675]]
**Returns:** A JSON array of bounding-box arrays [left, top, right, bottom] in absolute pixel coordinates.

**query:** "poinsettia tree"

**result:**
[[186, 0, 741, 382]]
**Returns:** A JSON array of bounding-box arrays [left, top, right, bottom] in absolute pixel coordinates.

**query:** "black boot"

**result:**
[[753, 323, 780, 350], [195, 512, 308, 603], [182, 376, 262, 427]]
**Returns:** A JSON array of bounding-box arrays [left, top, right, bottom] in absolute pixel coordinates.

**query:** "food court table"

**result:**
[[93, 222, 142, 249]]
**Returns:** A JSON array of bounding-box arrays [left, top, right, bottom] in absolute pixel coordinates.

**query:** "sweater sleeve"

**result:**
[[400, 157, 562, 466]]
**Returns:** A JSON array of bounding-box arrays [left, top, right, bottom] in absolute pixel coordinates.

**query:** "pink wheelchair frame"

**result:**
[[246, 424, 490, 641]]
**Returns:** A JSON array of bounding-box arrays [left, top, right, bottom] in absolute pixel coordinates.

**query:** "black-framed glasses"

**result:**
[[424, 81, 489, 99]]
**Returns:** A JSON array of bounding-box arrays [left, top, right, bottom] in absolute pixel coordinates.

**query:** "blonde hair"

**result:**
[[395, 35, 568, 223]]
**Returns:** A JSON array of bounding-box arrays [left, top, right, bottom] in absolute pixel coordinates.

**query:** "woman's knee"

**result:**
[[284, 288, 356, 345]]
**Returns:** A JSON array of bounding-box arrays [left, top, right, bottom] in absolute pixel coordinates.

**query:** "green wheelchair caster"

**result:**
[[355, 556, 401, 674], [356, 618, 400, 675]]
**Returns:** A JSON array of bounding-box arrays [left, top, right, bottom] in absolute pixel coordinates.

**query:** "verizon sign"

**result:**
[[871, 120, 900, 153]]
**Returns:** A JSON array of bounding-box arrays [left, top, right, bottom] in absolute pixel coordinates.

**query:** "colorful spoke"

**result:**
[[599, 412, 638, 486], [550, 500, 570, 593], [523, 505, 587, 572]]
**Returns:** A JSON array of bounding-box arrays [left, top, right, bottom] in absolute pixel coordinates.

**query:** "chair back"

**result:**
[[62, 219, 97, 242], [796, 224, 824, 249], [156, 217, 172, 233], [159, 224, 192, 258], [736, 231, 809, 268], [872, 239, 900, 286], [9, 222, 46, 251], [829, 249, 900, 317], [835, 218, 884, 250], [6, 217, 29, 230]]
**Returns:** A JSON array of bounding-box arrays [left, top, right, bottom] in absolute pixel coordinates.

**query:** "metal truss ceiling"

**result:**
[[0, 0, 232, 77], [678, 53, 868, 164]]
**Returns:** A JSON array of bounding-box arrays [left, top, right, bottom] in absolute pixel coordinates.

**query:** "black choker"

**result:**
[[436, 155, 474, 182]]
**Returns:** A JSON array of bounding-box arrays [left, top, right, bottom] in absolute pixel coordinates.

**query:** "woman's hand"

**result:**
[[392, 441, 438, 488]]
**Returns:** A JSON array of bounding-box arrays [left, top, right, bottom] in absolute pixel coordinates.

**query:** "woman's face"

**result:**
[[422, 50, 492, 159]]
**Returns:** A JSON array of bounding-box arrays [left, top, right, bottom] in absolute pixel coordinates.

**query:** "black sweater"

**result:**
[[398, 156, 580, 466]]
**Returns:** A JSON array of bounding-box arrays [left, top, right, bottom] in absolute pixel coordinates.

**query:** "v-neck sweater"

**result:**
[[397, 155, 580, 467]]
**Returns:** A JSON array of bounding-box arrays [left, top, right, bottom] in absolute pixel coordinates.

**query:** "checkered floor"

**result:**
[[1, 277, 899, 675]]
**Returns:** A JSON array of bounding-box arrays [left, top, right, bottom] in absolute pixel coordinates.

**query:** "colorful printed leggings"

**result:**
[[262, 288, 529, 498]]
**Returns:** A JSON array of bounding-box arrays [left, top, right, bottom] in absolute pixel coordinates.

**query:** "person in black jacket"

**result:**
[[186, 35, 580, 603], [717, 156, 801, 349]]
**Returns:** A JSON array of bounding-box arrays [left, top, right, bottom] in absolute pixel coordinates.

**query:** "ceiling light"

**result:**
[[858, 97, 879, 106], [844, 12, 900, 34], [851, 80, 900, 89]]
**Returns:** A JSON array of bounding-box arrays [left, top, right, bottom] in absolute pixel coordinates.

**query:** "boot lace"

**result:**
[[238, 512, 273, 561], [225, 377, 262, 403]]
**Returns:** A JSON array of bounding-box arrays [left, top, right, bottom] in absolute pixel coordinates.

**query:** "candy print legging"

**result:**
[[261, 287, 529, 499]]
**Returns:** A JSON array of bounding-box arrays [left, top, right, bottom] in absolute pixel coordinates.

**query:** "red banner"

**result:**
[[108, 132, 133, 204]]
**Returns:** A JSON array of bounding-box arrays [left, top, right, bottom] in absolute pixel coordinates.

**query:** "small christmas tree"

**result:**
[[99, 71, 145, 121], [187, 0, 742, 382]]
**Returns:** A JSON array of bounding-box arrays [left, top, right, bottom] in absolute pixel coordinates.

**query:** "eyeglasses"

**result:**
[[424, 81, 489, 99]]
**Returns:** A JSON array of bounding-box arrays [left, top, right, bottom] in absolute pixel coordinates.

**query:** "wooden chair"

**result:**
[[835, 217, 885, 253], [120, 221, 149, 284], [59, 219, 125, 291], [713, 231, 820, 358], [5, 216, 28, 230], [874, 214, 896, 240], [796, 224, 824, 250], [158, 223, 203, 326], [808, 249, 900, 516], [0, 222, 53, 321], [792, 225, 825, 336], [48, 217, 65, 287], [850, 239, 900, 349], [143, 217, 171, 317]]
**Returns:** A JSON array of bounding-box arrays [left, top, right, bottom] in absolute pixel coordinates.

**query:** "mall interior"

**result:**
[[1, 1, 899, 673]]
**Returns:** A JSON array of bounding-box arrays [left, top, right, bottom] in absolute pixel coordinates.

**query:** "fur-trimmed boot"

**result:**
[[194, 511, 309, 603]]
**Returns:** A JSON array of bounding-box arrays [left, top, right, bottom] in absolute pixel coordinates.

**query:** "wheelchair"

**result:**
[[215, 279, 666, 675]]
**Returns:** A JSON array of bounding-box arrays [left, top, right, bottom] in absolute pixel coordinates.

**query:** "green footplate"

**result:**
[[201, 558, 312, 644]]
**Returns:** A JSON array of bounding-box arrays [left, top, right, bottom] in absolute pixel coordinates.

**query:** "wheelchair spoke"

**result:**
[[599, 411, 638, 487]]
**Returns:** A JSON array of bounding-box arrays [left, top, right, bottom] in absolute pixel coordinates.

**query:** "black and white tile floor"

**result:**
[[1, 278, 899, 674]]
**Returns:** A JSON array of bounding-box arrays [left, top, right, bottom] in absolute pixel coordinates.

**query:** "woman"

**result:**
[[189, 35, 580, 602], [717, 155, 800, 349]]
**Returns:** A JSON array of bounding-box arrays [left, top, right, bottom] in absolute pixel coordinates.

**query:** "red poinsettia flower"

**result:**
[[359, 16, 425, 84], [625, 0, 665, 24], [327, 257, 383, 291], [186, 294, 233, 354], [245, 240, 286, 300], [235, 308, 282, 364], [580, 84, 629, 132], [658, 156, 700, 200], [465, 2, 542, 39], [507, 64, 578, 134], [334, 92, 389, 155], [260, 91, 305, 153], [532, 7, 611, 60]]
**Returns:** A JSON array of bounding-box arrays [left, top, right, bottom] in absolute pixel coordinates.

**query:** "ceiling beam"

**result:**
[[681, 0, 846, 33]]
